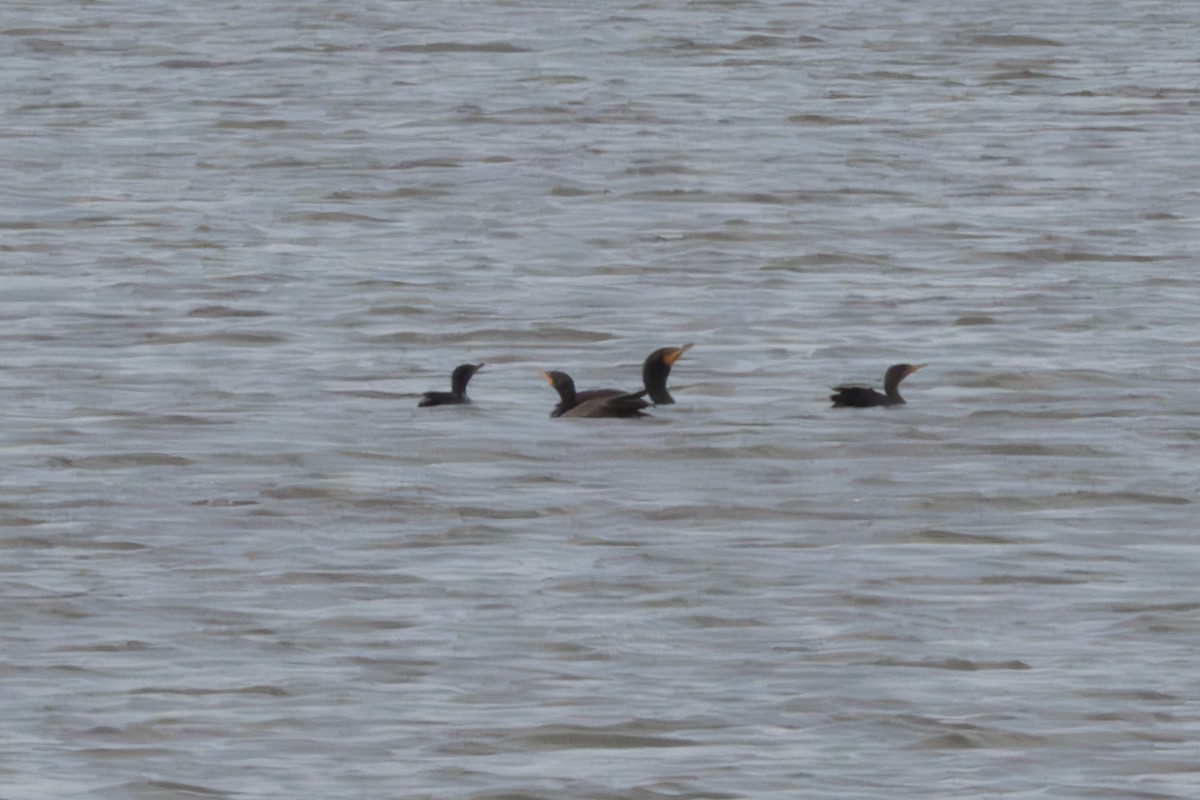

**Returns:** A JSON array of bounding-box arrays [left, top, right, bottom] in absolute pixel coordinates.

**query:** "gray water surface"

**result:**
[[3, 2, 1200, 798]]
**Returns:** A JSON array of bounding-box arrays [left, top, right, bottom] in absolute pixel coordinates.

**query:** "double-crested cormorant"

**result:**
[[830, 363, 925, 408], [642, 343, 692, 405], [542, 371, 650, 418], [418, 363, 484, 407], [560, 344, 692, 415]]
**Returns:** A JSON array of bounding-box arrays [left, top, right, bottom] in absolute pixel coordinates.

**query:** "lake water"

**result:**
[[3, 1, 1199, 798]]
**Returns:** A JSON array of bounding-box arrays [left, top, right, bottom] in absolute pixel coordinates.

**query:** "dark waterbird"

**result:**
[[418, 363, 484, 407], [550, 343, 692, 417], [542, 371, 650, 418], [830, 363, 926, 408], [640, 343, 692, 405]]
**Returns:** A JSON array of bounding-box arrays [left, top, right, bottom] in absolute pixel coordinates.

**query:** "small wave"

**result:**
[[189, 497, 259, 507], [968, 34, 1064, 47], [519, 728, 696, 750], [186, 305, 270, 318], [916, 728, 1046, 749], [113, 780, 234, 798], [116, 413, 231, 428], [954, 314, 997, 325], [130, 684, 289, 697], [382, 41, 529, 54], [260, 484, 339, 500], [998, 70, 1069, 83], [0, 534, 55, 546], [727, 34, 824, 49], [367, 327, 614, 345], [952, 442, 1112, 457], [438, 722, 699, 754], [788, 113, 872, 125], [158, 58, 246, 69], [876, 657, 1031, 671], [141, 330, 289, 346], [1056, 490, 1189, 507], [201, 331, 290, 345], [1005, 247, 1163, 264], [678, 614, 766, 629], [50, 453, 192, 469], [278, 211, 390, 224], [907, 529, 1017, 545], [213, 118, 287, 129], [390, 157, 462, 169], [979, 574, 1089, 585], [328, 389, 411, 399]]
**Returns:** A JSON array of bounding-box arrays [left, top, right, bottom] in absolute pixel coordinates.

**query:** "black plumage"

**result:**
[[542, 370, 650, 418], [830, 363, 925, 408], [419, 363, 484, 407]]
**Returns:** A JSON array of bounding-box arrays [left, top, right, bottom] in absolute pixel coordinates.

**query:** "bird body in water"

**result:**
[[830, 363, 925, 408], [418, 363, 484, 407], [554, 344, 692, 417], [542, 371, 650, 418]]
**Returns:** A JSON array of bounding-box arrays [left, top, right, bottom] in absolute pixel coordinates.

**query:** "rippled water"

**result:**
[[4, 1, 1200, 798]]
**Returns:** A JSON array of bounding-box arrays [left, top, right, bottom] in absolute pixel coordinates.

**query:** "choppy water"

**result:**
[[4, 1, 1200, 798]]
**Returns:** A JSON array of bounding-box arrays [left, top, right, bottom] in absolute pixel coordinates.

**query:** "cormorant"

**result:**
[[641, 343, 692, 405], [830, 363, 925, 408], [542, 371, 650, 418], [556, 343, 692, 416], [418, 363, 483, 407]]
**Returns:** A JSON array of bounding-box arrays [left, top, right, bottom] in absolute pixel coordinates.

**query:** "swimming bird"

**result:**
[[641, 343, 692, 405], [562, 343, 693, 415], [830, 363, 925, 408], [542, 370, 650, 418], [418, 363, 484, 407]]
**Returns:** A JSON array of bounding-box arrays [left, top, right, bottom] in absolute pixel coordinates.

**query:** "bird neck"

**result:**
[[451, 370, 473, 395], [643, 362, 674, 404], [555, 380, 577, 407]]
